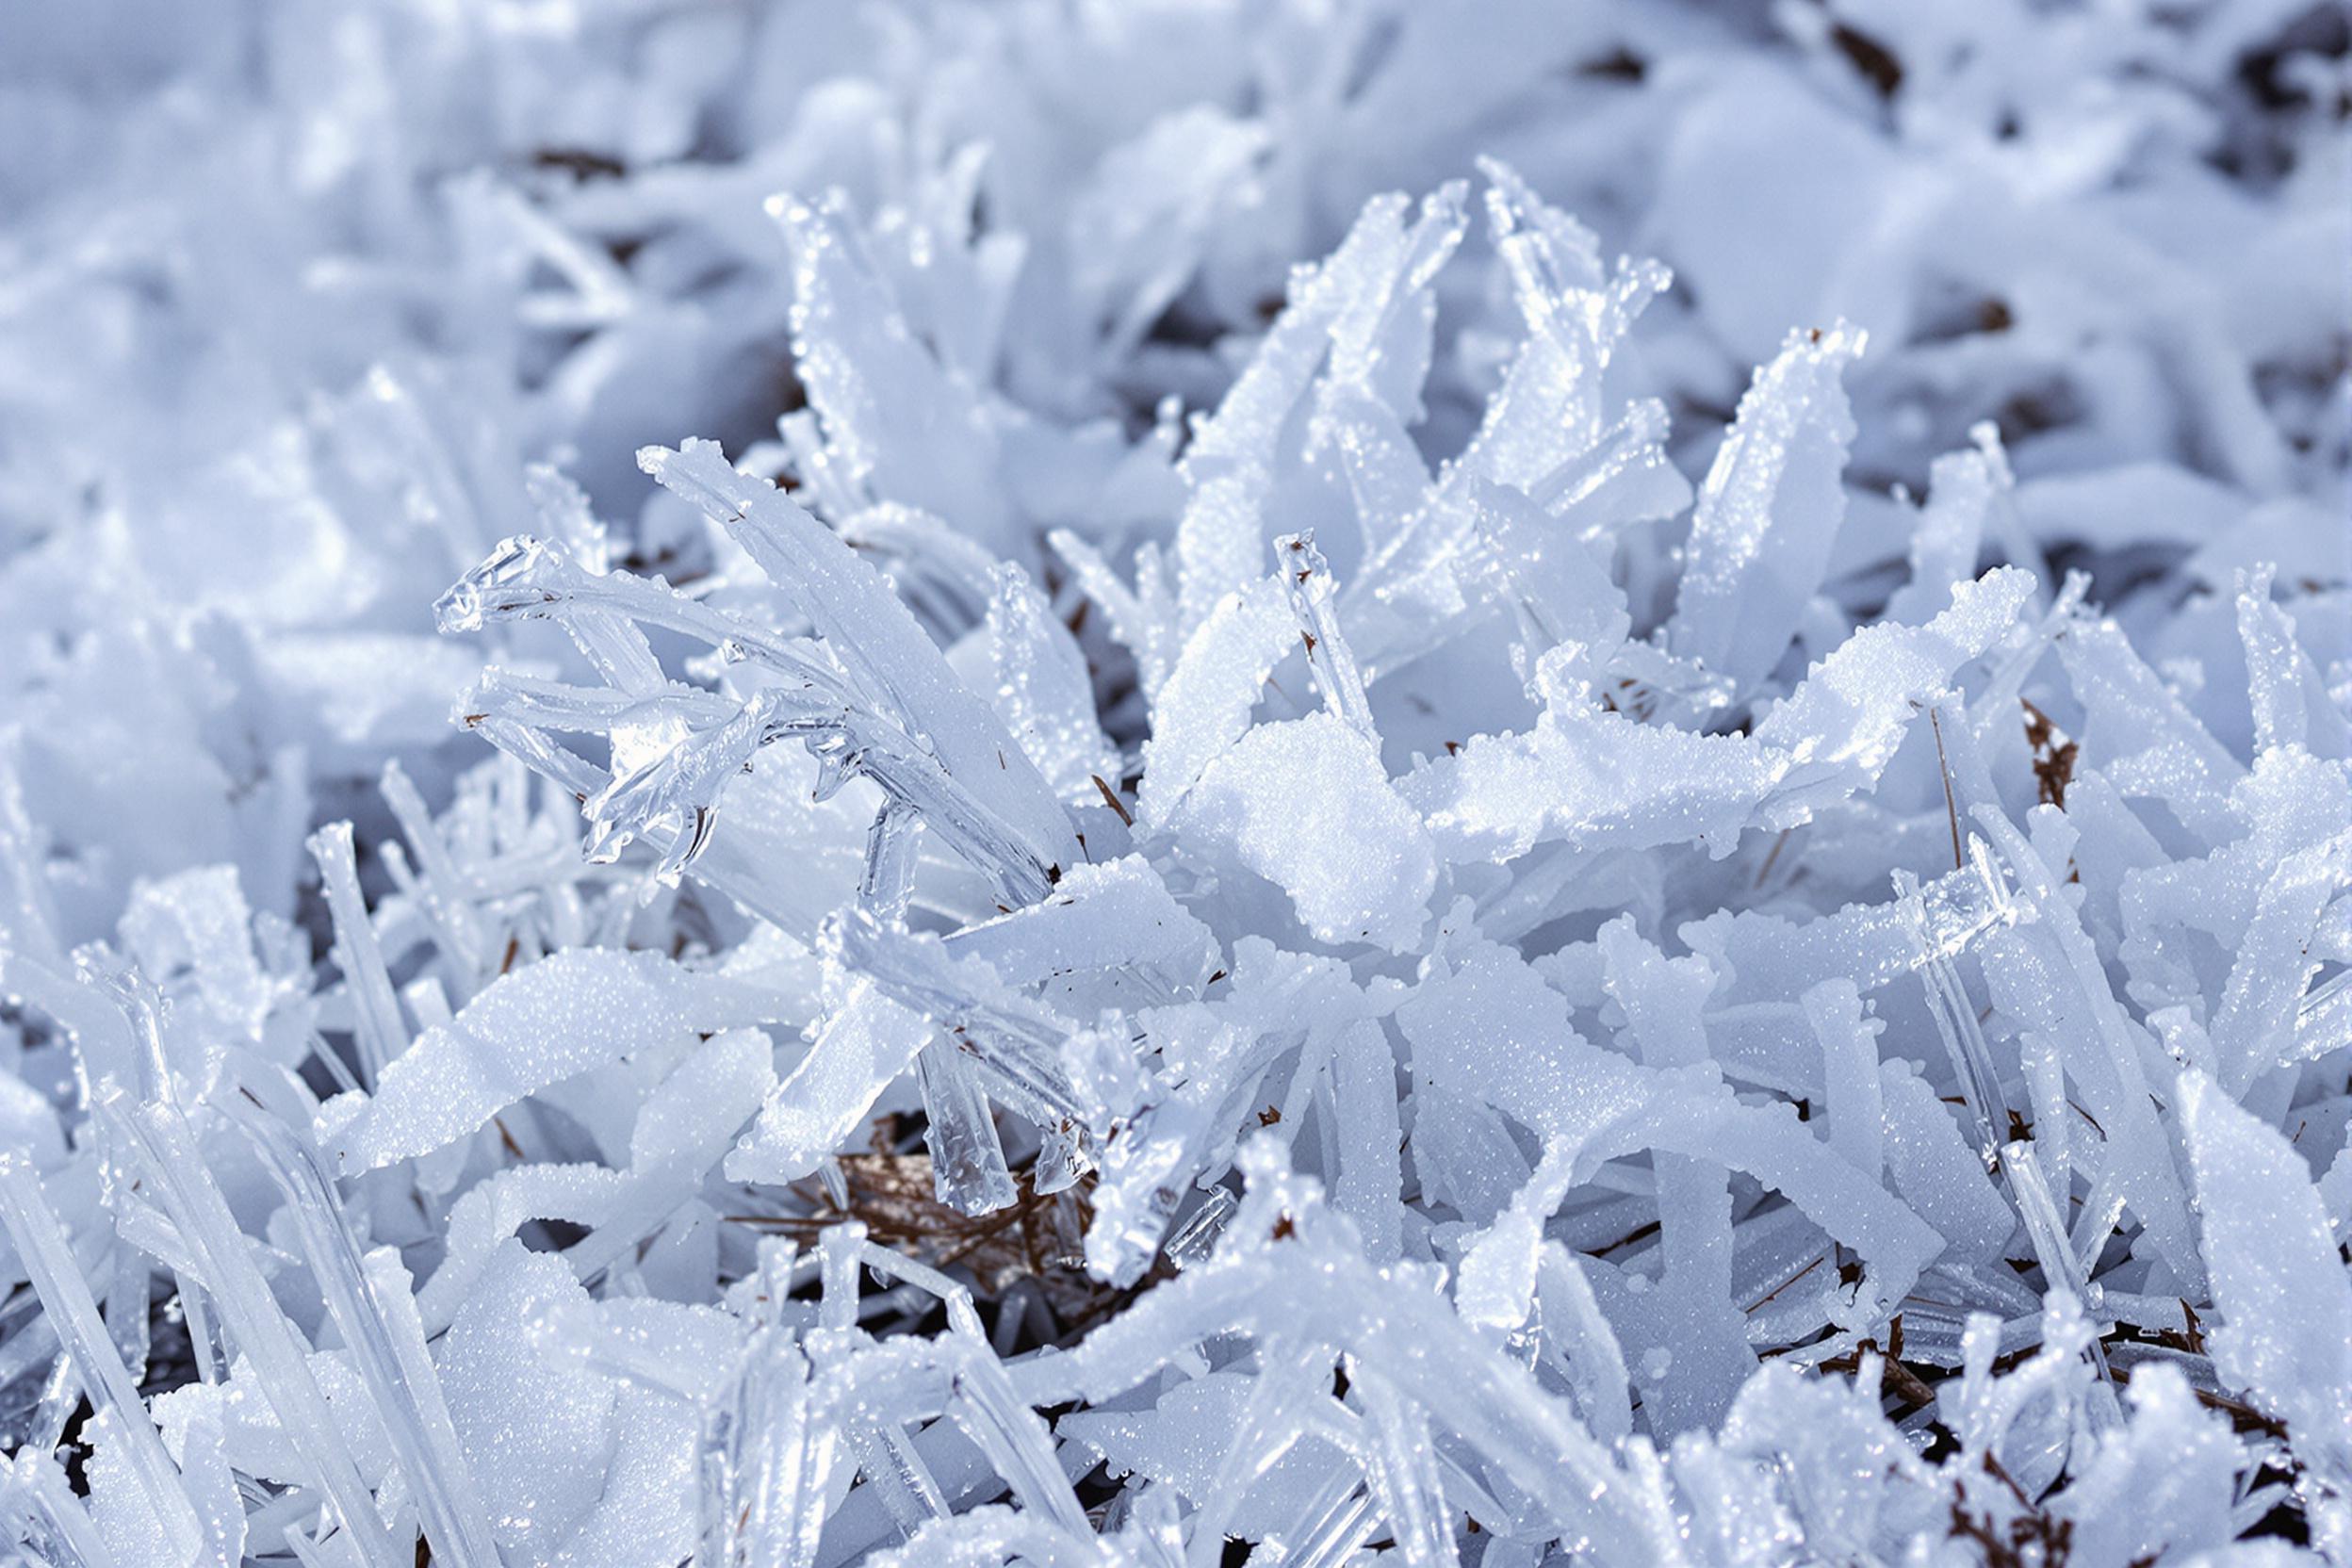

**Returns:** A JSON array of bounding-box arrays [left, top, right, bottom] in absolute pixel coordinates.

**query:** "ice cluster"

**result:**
[[2, 2, 2349, 1564]]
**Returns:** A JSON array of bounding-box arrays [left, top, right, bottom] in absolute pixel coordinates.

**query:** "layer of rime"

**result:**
[[0, 2, 2347, 1564]]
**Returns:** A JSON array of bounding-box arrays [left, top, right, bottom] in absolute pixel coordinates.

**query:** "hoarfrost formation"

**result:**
[[1, 2, 2348, 1564]]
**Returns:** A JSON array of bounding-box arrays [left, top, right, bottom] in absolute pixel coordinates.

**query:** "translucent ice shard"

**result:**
[[337, 948, 792, 1170], [2180, 1069, 2352, 1485], [2237, 564, 2352, 760], [1406, 568, 2030, 867], [7, 1446, 122, 1567], [1598, 921, 1754, 1436], [115, 865, 272, 1050], [1401, 651, 1788, 866], [726, 976, 932, 1188], [2001, 1139, 2122, 1432], [1327, 1018, 1405, 1265], [2210, 828, 2352, 1092], [0, 1161, 206, 1568], [913, 1041, 1018, 1217], [1752, 566, 2035, 820], [437, 1242, 619, 1561], [1275, 531, 1376, 741], [1803, 979, 1883, 1179], [984, 564, 1119, 805], [1470, 478, 1632, 674], [304, 823, 406, 1086], [1878, 1063, 2014, 1264], [1454, 160, 1683, 529], [1136, 575, 1298, 825], [1173, 190, 1451, 631], [1059, 1366, 1348, 1542], [641, 438, 1079, 877], [1172, 710, 1435, 952], [95, 1093, 398, 1565], [770, 193, 1017, 558], [566, 1025, 777, 1281], [1668, 323, 1866, 694], [833, 910, 1086, 1138], [223, 1095, 502, 1568], [1973, 806, 2206, 1296], [2057, 612, 2247, 845], [1900, 861, 2014, 1171], [2053, 1364, 2240, 1565], [942, 854, 1215, 1004]]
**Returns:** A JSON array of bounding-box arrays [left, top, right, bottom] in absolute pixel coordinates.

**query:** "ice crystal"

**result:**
[[2, 3, 2348, 1565]]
